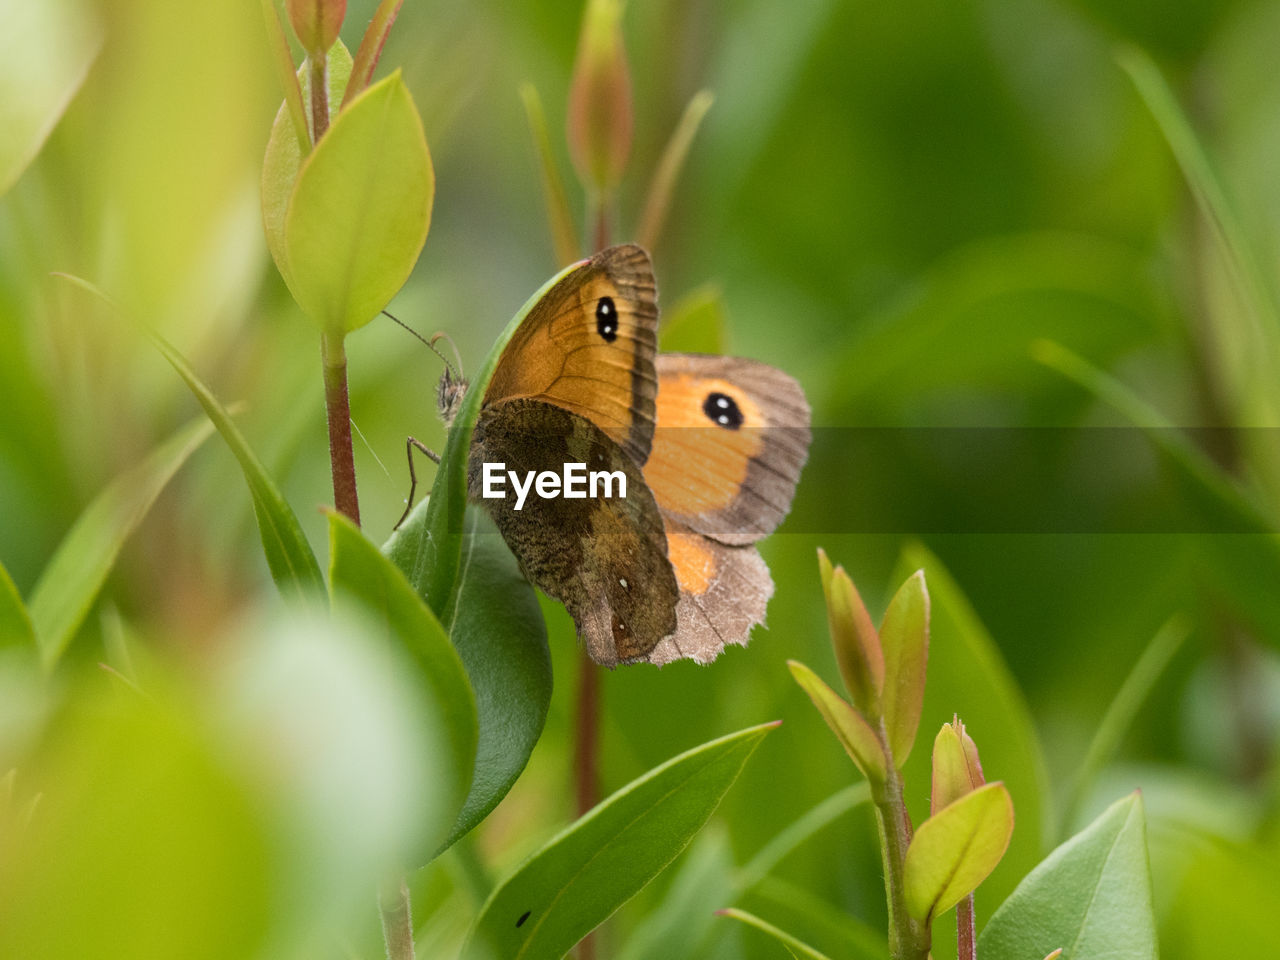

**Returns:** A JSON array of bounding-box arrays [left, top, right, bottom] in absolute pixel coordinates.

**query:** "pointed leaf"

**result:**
[[285, 71, 433, 336], [0, 562, 35, 653], [979, 792, 1155, 960], [461, 722, 776, 960], [880, 569, 929, 765], [344, 0, 404, 108], [614, 827, 736, 960], [28, 416, 214, 669], [263, 39, 354, 290], [817, 551, 883, 717], [385, 504, 550, 850], [931, 722, 982, 814], [396, 258, 585, 619], [145, 329, 325, 601], [717, 908, 834, 960], [904, 781, 1014, 923], [788, 660, 886, 782], [637, 89, 714, 251], [0, 0, 102, 196], [328, 511, 476, 859], [658, 283, 728, 355]]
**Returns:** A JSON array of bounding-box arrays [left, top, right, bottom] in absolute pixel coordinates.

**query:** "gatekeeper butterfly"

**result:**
[[433, 245, 810, 667]]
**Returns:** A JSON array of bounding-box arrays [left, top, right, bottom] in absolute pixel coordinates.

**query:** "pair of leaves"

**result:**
[[792, 564, 930, 783], [262, 40, 433, 338]]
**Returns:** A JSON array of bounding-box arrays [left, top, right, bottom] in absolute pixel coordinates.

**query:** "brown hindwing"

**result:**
[[468, 398, 678, 667]]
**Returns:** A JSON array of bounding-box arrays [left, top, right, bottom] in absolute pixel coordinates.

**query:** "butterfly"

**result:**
[[436, 244, 810, 667]]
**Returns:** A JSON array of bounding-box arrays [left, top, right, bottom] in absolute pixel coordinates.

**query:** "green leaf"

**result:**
[[1062, 615, 1190, 834], [461, 722, 777, 960], [979, 792, 1156, 960], [1035, 340, 1280, 645], [1154, 823, 1280, 958], [328, 511, 477, 859], [1118, 46, 1280, 362], [736, 782, 871, 893], [891, 544, 1049, 950], [657, 283, 729, 354], [385, 504, 551, 850], [637, 89, 715, 252], [262, 39, 354, 292], [145, 328, 325, 602], [788, 660, 886, 782], [285, 71, 433, 336], [879, 570, 929, 766], [395, 257, 585, 619], [0, 0, 102, 196], [716, 908, 834, 960], [0, 562, 35, 653], [615, 826, 736, 960], [27, 416, 214, 670], [816, 551, 883, 719], [0, 684, 274, 960], [903, 782, 1014, 923]]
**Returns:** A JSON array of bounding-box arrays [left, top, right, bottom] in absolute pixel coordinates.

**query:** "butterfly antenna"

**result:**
[[428, 332, 465, 379]]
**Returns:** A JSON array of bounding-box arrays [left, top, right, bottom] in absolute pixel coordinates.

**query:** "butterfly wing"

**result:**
[[641, 354, 811, 665], [469, 399, 678, 667], [645, 353, 810, 545], [484, 244, 659, 467]]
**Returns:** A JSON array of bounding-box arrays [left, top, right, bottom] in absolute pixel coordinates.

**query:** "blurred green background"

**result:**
[[4, 0, 1280, 957]]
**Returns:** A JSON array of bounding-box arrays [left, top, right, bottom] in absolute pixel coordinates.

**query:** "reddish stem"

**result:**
[[958, 893, 976, 960], [574, 653, 600, 960], [322, 333, 360, 526]]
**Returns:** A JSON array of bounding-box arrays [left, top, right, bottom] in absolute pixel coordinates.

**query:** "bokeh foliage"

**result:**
[[3, 0, 1280, 957]]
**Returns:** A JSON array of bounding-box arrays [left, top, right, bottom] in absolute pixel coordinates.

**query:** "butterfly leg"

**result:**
[[394, 436, 442, 530]]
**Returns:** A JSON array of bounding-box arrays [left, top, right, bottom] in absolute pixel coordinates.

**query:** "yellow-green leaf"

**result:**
[[788, 660, 886, 783], [880, 570, 929, 765], [284, 71, 433, 336], [904, 781, 1014, 923]]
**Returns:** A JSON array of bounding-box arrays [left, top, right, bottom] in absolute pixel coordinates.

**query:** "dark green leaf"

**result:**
[[615, 826, 736, 960], [461, 722, 777, 960], [385, 504, 551, 851], [27, 416, 214, 669], [979, 792, 1156, 960], [395, 259, 585, 620], [328, 511, 477, 859]]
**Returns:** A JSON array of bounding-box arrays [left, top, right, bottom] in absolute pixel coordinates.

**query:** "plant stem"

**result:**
[[379, 874, 414, 960], [871, 751, 930, 960], [322, 332, 361, 525], [574, 653, 601, 960], [958, 893, 976, 960], [309, 53, 329, 141]]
